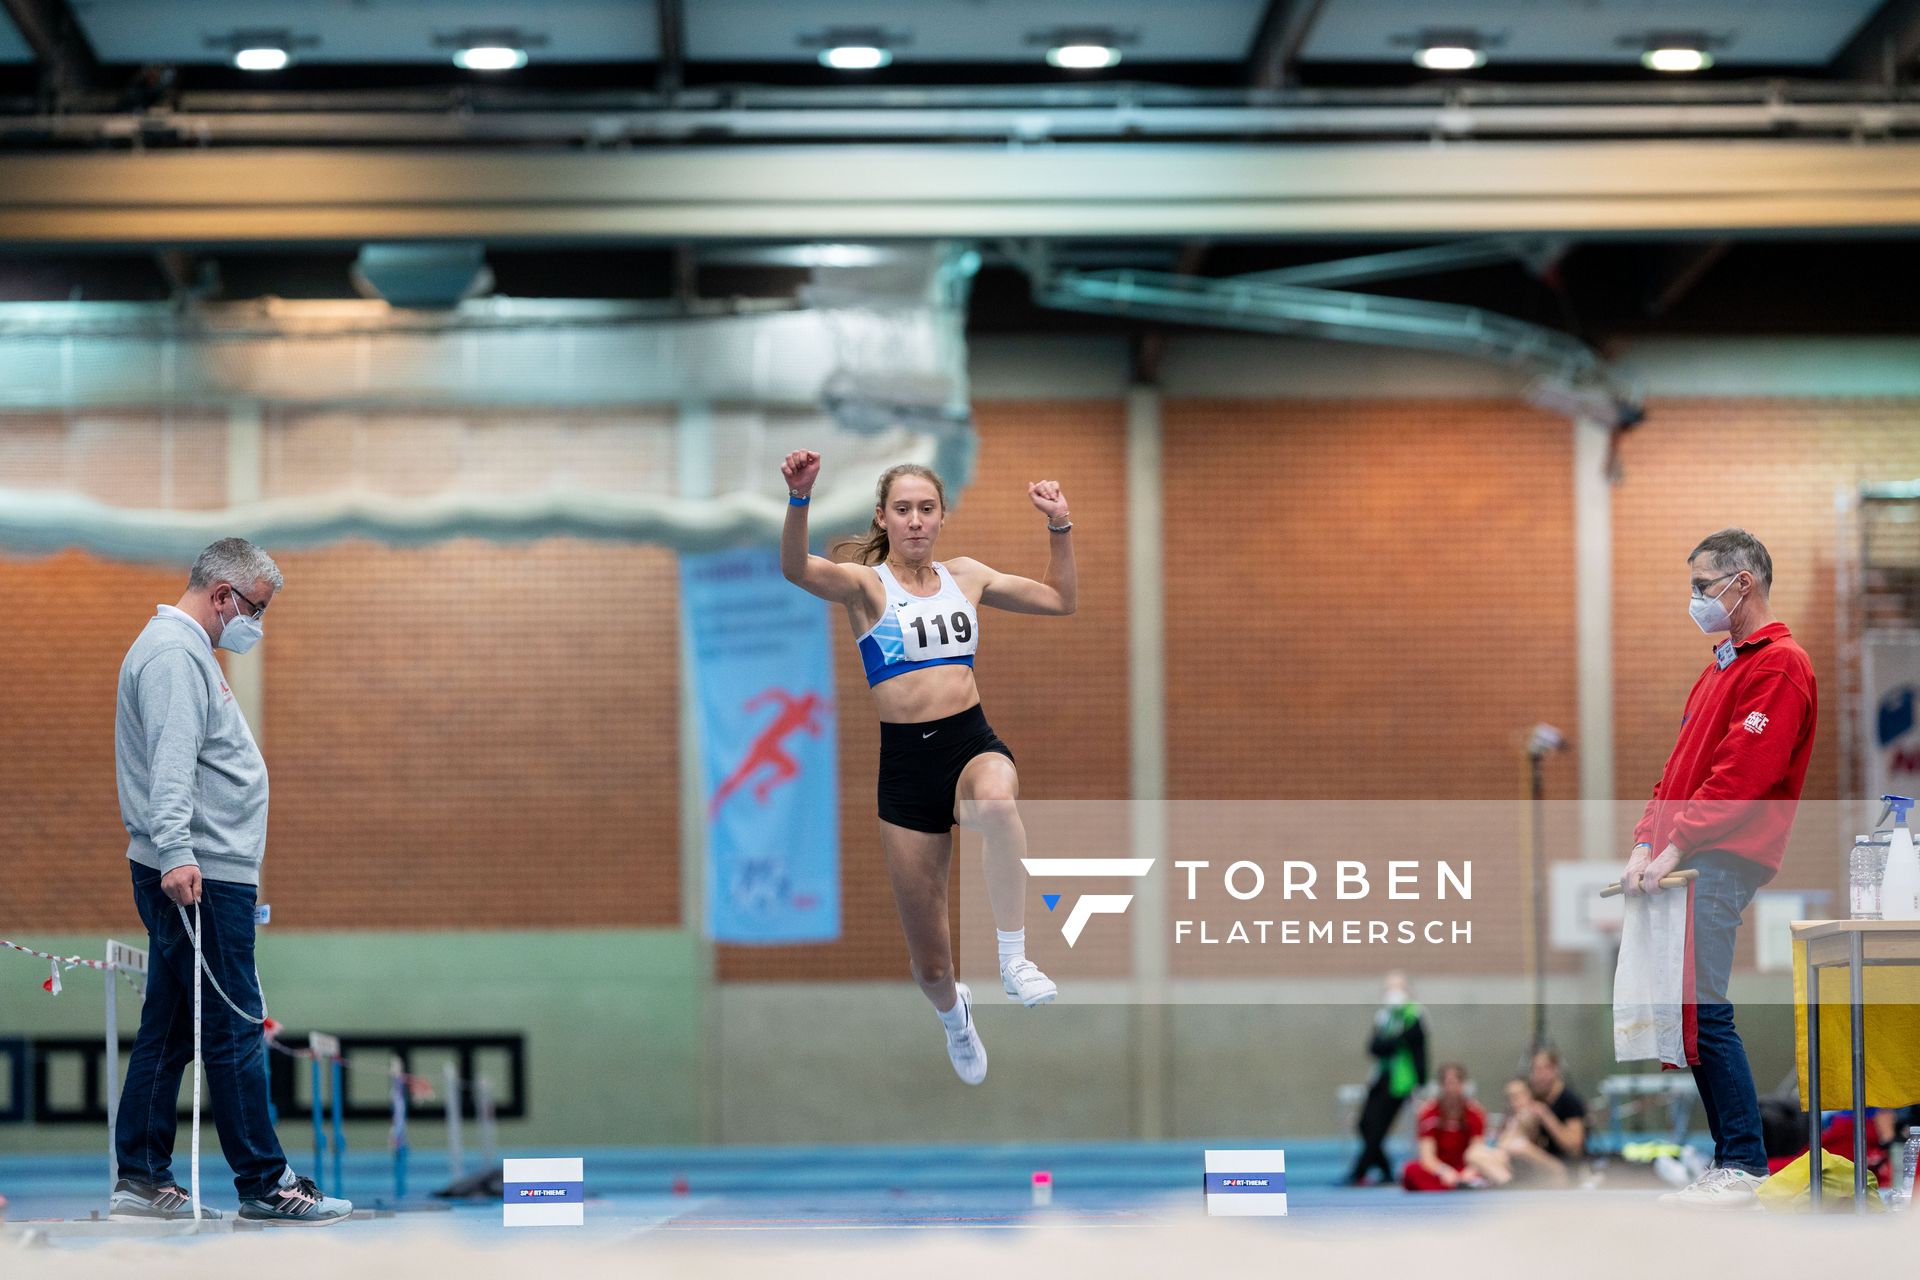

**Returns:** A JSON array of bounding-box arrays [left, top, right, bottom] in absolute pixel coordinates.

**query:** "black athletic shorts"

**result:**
[[877, 703, 1015, 834]]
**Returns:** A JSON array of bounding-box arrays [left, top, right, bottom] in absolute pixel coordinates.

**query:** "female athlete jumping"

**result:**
[[779, 451, 1076, 1084]]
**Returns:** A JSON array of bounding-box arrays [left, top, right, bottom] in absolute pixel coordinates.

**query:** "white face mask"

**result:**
[[215, 592, 264, 654], [1688, 573, 1744, 635]]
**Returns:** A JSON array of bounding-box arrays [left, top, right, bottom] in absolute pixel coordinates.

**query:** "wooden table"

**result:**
[[1792, 919, 1920, 1211]]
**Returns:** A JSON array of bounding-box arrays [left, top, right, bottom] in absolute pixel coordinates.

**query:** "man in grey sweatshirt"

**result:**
[[111, 537, 350, 1226]]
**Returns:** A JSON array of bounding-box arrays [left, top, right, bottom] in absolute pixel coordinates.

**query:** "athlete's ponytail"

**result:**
[[834, 463, 947, 566]]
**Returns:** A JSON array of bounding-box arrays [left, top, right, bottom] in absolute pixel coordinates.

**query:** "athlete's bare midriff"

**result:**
[[868, 663, 980, 724], [846, 560, 985, 724]]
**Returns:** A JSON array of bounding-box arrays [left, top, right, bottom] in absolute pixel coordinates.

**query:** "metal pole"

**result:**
[[1807, 948, 1823, 1208], [391, 1058, 409, 1203], [1530, 753, 1547, 1048], [1849, 932, 1867, 1212], [329, 1058, 345, 1199], [444, 1062, 465, 1181], [189, 906, 202, 1231], [1126, 384, 1170, 1139], [311, 1054, 324, 1187], [476, 1076, 499, 1168], [103, 948, 117, 1198]]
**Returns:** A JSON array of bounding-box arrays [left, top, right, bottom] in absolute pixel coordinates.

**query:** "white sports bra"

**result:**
[[855, 562, 981, 687]]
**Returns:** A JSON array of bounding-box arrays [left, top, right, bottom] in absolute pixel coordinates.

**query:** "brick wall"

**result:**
[[0, 540, 681, 931], [0, 412, 227, 511], [9, 395, 1914, 975], [1162, 399, 1581, 977], [1, 551, 190, 930], [261, 539, 682, 928]]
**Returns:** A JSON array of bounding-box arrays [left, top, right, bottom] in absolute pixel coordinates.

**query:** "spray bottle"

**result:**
[[1879, 794, 1920, 922]]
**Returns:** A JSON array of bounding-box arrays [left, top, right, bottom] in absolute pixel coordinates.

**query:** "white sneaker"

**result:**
[[1001, 957, 1058, 1006], [1659, 1166, 1765, 1209], [942, 983, 988, 1085]]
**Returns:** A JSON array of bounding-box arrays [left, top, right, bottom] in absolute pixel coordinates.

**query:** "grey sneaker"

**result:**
[[109, 1177, 224, 1221], [238, 1168, 352, 1226]]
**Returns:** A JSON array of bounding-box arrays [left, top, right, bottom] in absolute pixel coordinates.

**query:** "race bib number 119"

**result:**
[[897, 598, 977, 661]]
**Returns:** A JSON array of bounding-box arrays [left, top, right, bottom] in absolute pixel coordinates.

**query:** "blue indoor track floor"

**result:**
[[1, 1138, 1899, 1277], [0, 1138, 1536, 1233]]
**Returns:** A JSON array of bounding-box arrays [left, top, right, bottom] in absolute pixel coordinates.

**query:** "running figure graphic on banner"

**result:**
[[709, 689, 831, 818], [779, 449, 1077, 1086]]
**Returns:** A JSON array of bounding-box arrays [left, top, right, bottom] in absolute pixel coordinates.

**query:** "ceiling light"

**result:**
[[819, 46, 891, 70], [1047, 44, 1120, 70], [453, 46, 528, 72], [1642, 47, 1712, 73], [1413, 45, 1486, 71], [232, 47, 289, 72]]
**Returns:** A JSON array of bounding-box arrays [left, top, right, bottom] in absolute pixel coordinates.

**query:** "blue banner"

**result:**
[[680, 547, 840, 944]]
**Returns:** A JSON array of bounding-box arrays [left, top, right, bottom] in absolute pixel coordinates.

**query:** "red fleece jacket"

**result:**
[[1633, 622, 1818, 882]]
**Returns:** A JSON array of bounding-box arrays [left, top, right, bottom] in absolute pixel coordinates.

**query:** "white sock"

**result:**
[[936, 990, 969, 1030], [997, 928, 1025, 967]]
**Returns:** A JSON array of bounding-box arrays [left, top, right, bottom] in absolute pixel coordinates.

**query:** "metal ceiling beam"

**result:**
[[1247, 0, 1328, 90], [0, 0, 99, 99], [2, 141, 1919, 246], [1836, 0, 1920, 84], [152, 80, 1920, 113], [1032, 267, 1635, 418], [12, 96, 1920, 146], [1235, 239, 1561, 289]]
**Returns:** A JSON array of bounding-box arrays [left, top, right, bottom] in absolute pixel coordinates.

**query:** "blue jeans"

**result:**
[[114, 865, 286, 1200], [1686, 850, 1771, 1177]]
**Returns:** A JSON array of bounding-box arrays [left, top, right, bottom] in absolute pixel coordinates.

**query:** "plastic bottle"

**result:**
[[1891, 1132, 1919, 1212], [1849, 834, 1882, 920], [1879, 794, 1920, 922]]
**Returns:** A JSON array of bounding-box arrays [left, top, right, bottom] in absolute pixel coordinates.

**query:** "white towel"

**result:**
[[1613, 888, 1690, 1068]]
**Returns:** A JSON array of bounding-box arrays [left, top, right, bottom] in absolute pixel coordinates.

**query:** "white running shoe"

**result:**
[[1002, 957, 1058, 1006], [942, 983, 988, 1085], [1658, 1166, 1765, 1209]]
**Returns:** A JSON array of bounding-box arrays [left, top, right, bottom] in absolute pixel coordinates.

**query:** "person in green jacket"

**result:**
[[1348, 970, 1429, 1186]]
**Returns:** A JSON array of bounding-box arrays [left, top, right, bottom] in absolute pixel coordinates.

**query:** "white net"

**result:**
[[0, 245, 978, 562]]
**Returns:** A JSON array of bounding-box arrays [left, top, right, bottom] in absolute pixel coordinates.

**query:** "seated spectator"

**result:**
[[1472, 1078, 1571, 1188], [1402, 1064, 1489, 1191], [1525, 1047, 1589, 1165]]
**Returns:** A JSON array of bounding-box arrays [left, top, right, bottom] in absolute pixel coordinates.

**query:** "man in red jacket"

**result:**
[[1625, 528, 1818, 1209]]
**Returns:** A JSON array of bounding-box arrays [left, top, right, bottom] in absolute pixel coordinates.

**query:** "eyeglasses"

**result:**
[[1689, 572, 1737, 600], [229, 585, 268, 619]]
